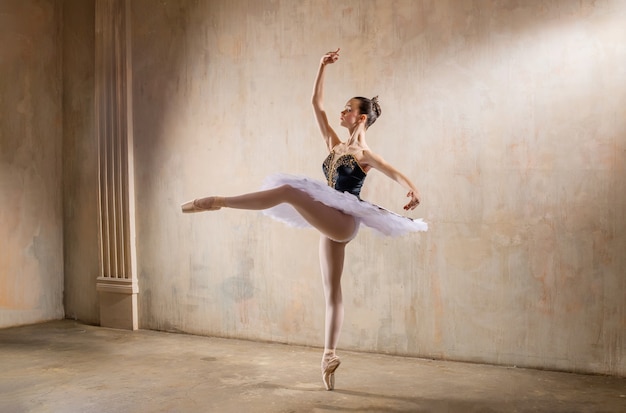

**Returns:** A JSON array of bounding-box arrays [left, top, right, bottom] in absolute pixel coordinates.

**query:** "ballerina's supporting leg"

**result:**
[[319, 235, 346, 390], [187, 184, 357, 242]]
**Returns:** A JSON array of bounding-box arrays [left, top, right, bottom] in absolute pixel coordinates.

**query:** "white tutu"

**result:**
[[260, 173, 428, 237]]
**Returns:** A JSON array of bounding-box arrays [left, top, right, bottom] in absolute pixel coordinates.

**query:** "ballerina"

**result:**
[[182, 48, 427, 390]]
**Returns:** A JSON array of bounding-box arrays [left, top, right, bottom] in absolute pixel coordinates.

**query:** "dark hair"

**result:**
[[354, 96, 382, 129]]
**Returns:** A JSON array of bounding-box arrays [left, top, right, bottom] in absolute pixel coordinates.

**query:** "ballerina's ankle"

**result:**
[[198, 196, 225, 209]]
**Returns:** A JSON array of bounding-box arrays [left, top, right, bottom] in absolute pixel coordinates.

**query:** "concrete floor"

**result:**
[[0, 321, 624, 413]]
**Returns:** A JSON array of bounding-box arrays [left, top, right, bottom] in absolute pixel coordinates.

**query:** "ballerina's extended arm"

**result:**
[[312, 49, 342, 151], [360, 149, 422, 211]]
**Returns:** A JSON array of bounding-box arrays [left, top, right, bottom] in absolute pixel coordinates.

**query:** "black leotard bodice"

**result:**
[[322, 152, 367, 198]]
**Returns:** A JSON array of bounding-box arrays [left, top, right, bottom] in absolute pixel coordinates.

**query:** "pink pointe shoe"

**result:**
[[181, 197, 224, 213], [321, 354, 341, 391]]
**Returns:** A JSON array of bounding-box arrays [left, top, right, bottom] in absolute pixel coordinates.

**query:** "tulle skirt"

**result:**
[[260, 173, 428, 237]]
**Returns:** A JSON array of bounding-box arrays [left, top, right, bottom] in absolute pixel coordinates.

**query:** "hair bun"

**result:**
[[371, 96, 381, 116]]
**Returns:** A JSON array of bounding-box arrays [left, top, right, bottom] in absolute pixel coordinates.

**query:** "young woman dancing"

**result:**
[[182, 49, 427, 391]]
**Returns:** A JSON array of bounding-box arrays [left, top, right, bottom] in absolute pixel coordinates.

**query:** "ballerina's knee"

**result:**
[[329, 218, 360, 243]]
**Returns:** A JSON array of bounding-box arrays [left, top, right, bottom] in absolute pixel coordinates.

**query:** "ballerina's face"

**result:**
[[340, 99, 362, 128]]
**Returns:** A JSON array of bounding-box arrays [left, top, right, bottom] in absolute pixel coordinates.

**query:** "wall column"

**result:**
[[95, 0, 138, 330]]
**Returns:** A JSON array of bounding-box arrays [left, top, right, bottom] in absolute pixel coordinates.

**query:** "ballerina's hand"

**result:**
[[403, 190, 421, 211], [321, 48, 340, 66]]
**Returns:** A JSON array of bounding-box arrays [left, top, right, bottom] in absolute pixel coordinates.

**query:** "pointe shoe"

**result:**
[[321, 354, 341, 391], [181, 197, 223, 213]]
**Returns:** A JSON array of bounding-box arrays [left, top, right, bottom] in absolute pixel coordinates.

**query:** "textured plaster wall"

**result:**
[[62, 0, 99, 324], [132, 0, 625, 375], [0, 0, 64, 327]]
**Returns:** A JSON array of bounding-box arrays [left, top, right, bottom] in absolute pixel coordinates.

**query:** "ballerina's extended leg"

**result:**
[[181, 185, 357, 242]]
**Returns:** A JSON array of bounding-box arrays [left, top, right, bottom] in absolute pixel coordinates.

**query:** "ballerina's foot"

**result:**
[[181, 197, 224, 213], [321, 354, 341, 391]]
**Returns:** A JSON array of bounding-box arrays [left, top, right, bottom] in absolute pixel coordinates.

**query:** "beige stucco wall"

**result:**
[[62, 0, 99, 324], [0, 0, 64, 327], [131, 0, 625, 375]]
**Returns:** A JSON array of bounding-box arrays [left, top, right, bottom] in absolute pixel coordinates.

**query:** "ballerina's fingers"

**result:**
[[404, 192, 420, 210], [323, 48, 340, 64]]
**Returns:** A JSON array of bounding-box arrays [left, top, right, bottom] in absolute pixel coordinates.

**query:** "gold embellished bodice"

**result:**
[[322, 152, 367, 198]]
